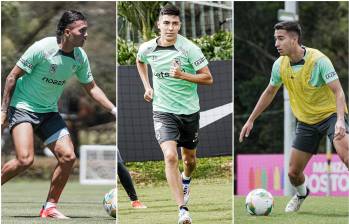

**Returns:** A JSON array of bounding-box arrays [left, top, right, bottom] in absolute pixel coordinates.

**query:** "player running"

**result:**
[[136, 4, 213, 224], [1, 10, 117, 219], [239, 21, 348, 213]]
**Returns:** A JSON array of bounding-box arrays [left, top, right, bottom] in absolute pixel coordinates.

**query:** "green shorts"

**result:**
[[293, 113, 349, 154]]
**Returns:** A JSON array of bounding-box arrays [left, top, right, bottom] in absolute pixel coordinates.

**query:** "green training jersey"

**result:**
[[137, 34, 208, 115], [270, 47, 338, 87], [11, 37, 93, 113]]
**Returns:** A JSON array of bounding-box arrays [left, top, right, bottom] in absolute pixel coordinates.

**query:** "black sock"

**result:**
[[179, 205, 189, 211]]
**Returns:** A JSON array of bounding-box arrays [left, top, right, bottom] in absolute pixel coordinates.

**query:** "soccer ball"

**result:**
[[245, 188, 274, 216], [103, 188, 117, 218]]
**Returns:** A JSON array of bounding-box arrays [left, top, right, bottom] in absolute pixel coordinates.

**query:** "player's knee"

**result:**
[[164, 152, 178, 165], [288, 169, 301, 180], [183, 155, 196, 167], [18, 155, 34, 168], [60, 151, 76, 165]]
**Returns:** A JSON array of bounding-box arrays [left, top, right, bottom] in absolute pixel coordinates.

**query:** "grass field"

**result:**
[[118, 178, 232, 224], [2, 181, 116, 224], [235, 196, 349, 224]]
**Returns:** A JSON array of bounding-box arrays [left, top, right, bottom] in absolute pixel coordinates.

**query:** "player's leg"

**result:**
[[181, 147, 196, 205], [288, 148, 313, 188], [38, 113, 74, 219], [45, 134, 76, 204], [117, 160, 147, 208], [333, 133, 349, 169], [285, 120, 321, 212], [160, 140, 185, 206], [181, 148, 197, 178], [1, 123, 35, 184]]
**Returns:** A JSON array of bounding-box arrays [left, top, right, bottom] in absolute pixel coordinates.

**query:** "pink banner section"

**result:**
[[237, 154, 349, 196]]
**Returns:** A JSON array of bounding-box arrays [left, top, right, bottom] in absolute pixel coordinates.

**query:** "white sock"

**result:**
[[181, 172, 191, 181], [44, 202, 56, 209], [295, 182, 307, 196]]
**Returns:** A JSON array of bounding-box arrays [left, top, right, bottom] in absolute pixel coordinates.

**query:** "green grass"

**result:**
[[235, 196, 349, 224], [118, 178, 232, 224], [2, 181, 116, 224]]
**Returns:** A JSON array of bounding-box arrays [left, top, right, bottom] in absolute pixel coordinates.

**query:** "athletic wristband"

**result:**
[[111, 107, 117, 116]]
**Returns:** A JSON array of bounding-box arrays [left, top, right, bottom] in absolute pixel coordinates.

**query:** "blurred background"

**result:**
[[1, 2, 116, 222]]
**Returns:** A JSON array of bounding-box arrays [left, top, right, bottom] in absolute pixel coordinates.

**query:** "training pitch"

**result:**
[[118, 178, 232, 224], [2, 181, 115, 224], [234, 195, 349, 224]]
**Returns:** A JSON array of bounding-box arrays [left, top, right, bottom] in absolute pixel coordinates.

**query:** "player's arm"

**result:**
[[327, 80, 347, 140], [136, 58, 153, 102], [1, 66, 25, 126], [170, 64, 213, 85], [239, 84, 280, 142], [82, 80, 116, 116]]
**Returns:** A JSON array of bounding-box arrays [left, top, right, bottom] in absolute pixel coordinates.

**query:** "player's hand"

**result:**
[[144, 88, 153, 102], [239, 120, 253, 142], [169, 60, 181, 78], [334, 119, 346, 140], [1, 111, 8, 131]]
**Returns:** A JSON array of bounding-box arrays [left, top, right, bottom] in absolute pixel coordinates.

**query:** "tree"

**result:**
[[117, 1, 166, 41]]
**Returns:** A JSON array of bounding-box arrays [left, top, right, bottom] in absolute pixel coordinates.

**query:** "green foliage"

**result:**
[[117, 37, 138, 65], [124, 156, 231, 185], [117, 31, 233, 65], [192, 31, 233, 61], [117, 1, 165, 41]]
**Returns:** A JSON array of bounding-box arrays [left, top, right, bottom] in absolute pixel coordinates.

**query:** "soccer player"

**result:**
[[117, 149, 147, 209], [239, 21, 348, 213], [1, 10, 117, 219], [136, 4, 213, 224]]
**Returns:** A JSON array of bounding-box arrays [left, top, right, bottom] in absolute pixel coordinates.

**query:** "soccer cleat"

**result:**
[[40, 206, 70, 219], [285, 187, 310, 212], [182, 176, 191, 205], [131, 200, 147, 209], [178, 209, 192, 224]]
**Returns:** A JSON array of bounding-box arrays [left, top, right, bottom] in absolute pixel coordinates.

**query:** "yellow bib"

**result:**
[[280, 48, 337, 124]]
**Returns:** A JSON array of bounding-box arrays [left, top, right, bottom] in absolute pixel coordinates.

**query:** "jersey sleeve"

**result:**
[[269, 58, 283, 87], [188, 44, 208, 71], [16, 41, 43, 74], [137, 43, 149, 64], [318, 57, 338, 84], [76, 48, 94, 84]]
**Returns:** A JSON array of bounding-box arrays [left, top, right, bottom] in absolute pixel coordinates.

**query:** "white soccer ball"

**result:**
[[103, 188, 117, 218], [245, 188, 274, 216]]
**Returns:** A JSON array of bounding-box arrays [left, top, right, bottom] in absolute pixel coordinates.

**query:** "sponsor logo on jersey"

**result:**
[[19, 58, 33, 69], [194, 57, 206, 67], [154, 71, 170, 79], [49, 64, 58, 74], [42, 77, 66, 86], [325, 72, 337, 80]]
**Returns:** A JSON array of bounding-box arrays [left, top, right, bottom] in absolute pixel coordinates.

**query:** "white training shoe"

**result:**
[[285, 187, 309, 212], [178, 209, 192, 224]]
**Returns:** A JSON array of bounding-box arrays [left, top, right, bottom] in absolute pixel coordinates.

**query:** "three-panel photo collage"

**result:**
[[1, 1, 348, 224]]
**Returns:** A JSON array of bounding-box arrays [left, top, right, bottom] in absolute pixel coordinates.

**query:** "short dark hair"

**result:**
[[274, 21, 302, 44], [56, 10, 86, 43], [159, 4, 180, 17]]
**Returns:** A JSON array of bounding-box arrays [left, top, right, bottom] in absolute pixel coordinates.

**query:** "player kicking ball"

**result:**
[[136, 4, 213, 224], [239, 21, 348, 213], [1, 10, 117, 219]]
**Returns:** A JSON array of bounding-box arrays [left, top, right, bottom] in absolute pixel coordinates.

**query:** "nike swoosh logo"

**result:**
[[199, 103, 233, 128]]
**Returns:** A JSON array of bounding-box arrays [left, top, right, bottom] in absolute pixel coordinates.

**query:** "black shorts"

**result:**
[[293, 113, 349, 154], [8, 106, 69, 145], [153, 111, 200, 149]]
